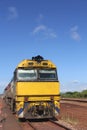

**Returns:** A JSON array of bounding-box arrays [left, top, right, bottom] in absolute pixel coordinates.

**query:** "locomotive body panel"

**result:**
[[16, 82, 59, 96]]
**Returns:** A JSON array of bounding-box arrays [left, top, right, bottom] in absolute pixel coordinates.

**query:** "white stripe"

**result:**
[[19, 111, 24, 118]]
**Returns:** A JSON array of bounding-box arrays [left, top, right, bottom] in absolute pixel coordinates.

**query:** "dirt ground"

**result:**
[[60, 102, 87, 130], [0, 97, 87, 130], [0, 98, 22, 130]]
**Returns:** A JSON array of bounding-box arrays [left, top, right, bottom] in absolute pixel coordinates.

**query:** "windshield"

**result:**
[[17, 69, 58, 81], [17, 69, 37, 81], [39, 69, 57, 80]]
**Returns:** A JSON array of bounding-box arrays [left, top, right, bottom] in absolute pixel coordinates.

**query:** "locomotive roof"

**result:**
[[16, 55, 56, 69]]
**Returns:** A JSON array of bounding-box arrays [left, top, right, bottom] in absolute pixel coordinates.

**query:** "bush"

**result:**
[[61, 90, 87, 98]]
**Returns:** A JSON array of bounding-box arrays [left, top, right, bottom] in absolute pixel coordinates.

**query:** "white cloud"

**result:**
[[32, 24, 57, 39], [70, 25, 78, 32], [8, 7, 18, 20], [46, 32, 57, 38], [32, 14, 57, 39], [70, 25, 81, 41], [33, 25, 46, 34], [71, 31, 80, 41], [72, 80, 79, 84]]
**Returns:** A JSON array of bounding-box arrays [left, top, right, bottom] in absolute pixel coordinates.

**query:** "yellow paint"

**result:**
[[16, 102, 24, 111], [16, 96, 60, 102], [16, 82, 59, 95], [54, 101, 60, 109], [16, 60, 56, 68]]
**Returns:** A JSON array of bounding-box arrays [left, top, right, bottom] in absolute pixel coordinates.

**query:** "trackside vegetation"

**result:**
[[61, 90, 87, 98]]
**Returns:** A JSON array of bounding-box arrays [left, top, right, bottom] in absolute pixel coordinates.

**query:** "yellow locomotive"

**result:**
[[4, 55, 60, 119]]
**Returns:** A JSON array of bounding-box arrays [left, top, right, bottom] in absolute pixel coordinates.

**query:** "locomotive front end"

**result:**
[[4, 55, 60, 119]]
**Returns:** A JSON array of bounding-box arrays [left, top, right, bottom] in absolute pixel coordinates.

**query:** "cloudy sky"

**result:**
[[0, 0, 87, 93]]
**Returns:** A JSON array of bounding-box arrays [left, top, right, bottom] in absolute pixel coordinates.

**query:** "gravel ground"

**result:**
[[60, 102, 87, 130]]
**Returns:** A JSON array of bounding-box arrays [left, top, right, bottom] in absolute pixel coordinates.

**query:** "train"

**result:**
[[4, 55, 60, 119]]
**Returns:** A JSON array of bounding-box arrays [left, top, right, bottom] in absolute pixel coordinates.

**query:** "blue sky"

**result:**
[[0, 0, 87, 93]]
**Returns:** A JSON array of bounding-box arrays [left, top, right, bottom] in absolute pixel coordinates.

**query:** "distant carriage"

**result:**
[[4, 55, 60, 119]]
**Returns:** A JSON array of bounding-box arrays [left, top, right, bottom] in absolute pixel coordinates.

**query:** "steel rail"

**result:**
[[49, 119, 72, 130], [26, 120, 37, 130], [61, 98, 87, 103]]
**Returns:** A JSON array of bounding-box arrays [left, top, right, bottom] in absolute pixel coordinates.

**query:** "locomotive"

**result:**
[[4, 55, 60, 119]]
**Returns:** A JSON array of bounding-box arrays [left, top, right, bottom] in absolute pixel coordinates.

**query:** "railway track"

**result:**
[[26, 120, 37, 130], [49, 119, 72, 130], [24, 119, 72, 130], [61, 98, 87, 107], [61, 98, 87, 103]]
